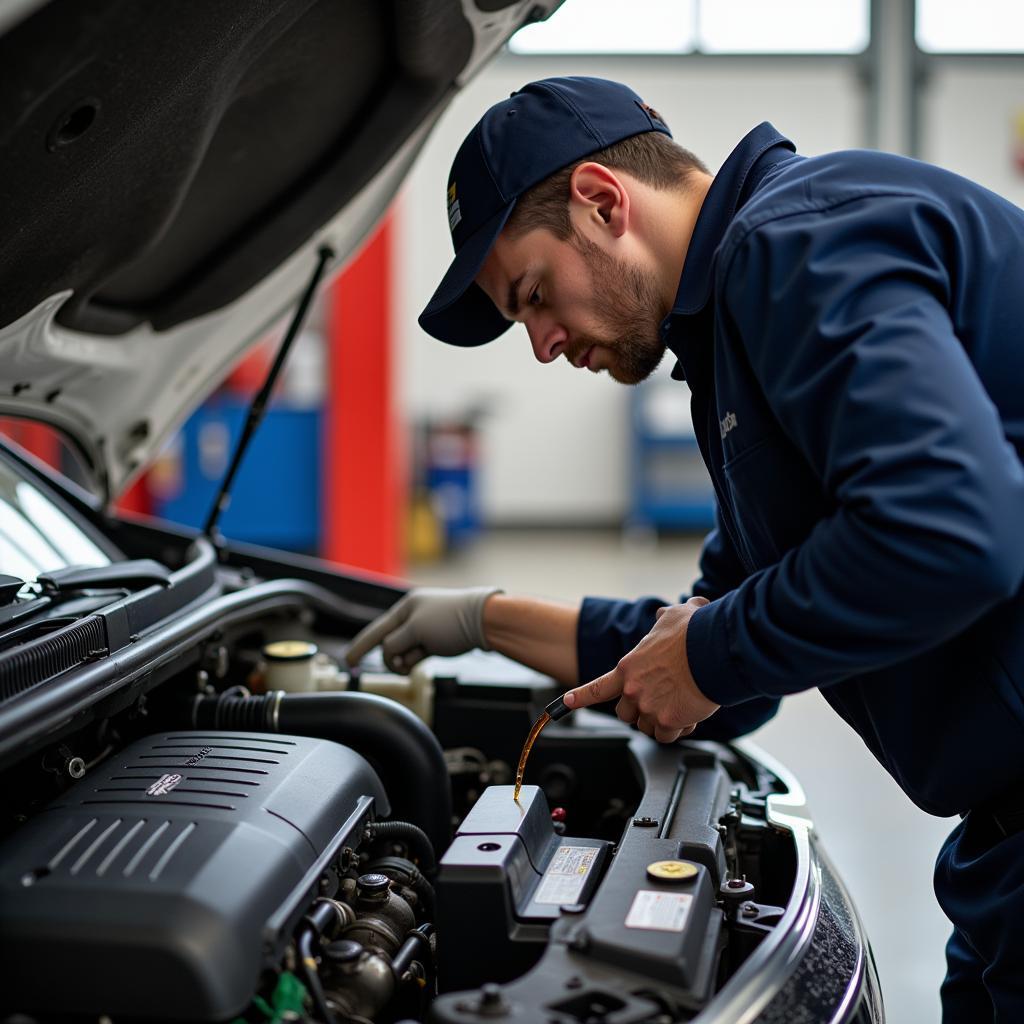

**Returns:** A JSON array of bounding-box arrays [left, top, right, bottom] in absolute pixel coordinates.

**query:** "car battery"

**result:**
[[436, 785, 611, 991]]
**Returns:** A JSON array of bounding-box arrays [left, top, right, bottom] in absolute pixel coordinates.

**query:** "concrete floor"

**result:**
[[414, 529, 955, 1024]]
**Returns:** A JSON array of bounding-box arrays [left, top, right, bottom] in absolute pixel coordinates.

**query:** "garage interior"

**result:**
[[2, 1, 1023, 1022]]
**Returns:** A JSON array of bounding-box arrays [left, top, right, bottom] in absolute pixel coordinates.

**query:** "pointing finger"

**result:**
[[345, 599, 408, 666], [563, 665, 625, 710]]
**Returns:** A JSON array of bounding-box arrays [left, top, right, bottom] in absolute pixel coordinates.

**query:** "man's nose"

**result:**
[[527, 318, 567, 364]]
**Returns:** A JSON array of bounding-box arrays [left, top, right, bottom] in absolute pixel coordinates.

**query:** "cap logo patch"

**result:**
[[447, 182, 462, 232]]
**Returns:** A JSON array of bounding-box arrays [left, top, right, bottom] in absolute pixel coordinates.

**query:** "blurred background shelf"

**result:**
[[629, 376, 716, 532]]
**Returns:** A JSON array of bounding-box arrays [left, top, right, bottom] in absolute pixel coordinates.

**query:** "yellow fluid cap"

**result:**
[[646, 860, 698, 882], [263, 640, 318, 661]]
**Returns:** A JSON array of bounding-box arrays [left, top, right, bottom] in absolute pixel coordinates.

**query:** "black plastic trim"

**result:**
[[0, 577, 384, 767], [0, 616, 105, 702]]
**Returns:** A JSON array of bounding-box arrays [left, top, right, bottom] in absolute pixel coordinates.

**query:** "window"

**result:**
[[699, 0, 869, 54], [511, 0, 696, 55], [917, 0, 1024, 53], [510, 0, 869, 55], [0, 472, 110, 581]]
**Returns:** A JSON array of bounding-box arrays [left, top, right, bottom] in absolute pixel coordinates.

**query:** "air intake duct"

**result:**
[[192, 690, 452, 852]]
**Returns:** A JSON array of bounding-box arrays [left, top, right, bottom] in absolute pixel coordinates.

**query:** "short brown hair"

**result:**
[[506, 129, 708, 242]]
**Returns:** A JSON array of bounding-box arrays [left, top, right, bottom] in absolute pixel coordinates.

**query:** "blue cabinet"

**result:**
[[629, 378, 715, 531], [152, 399, 321, 552]]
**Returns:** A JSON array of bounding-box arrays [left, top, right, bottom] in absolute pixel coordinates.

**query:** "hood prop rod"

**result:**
[[203, 246, 335, 549]]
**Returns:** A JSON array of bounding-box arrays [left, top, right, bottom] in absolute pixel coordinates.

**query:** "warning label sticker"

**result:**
[[624, 890, 693, 932], [534, 845, 599, 906]]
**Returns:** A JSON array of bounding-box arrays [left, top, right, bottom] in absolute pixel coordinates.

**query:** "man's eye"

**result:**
[[529, 288, 541, 306]]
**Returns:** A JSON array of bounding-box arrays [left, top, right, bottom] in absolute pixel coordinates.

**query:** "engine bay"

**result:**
[[0, 521, 835, 1024]]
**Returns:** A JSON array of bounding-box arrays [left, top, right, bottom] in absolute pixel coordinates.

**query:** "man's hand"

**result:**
[[345, 586, 502, 673], [563, 597, 720, 742]]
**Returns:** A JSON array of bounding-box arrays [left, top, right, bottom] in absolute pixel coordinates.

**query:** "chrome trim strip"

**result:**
[[696, 739, 822, 1022], [830, 931, 866, 1024], [821, 839, 875, 1024]]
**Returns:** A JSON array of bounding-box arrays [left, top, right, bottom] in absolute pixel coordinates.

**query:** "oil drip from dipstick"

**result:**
[[513, 711, 550, 802]]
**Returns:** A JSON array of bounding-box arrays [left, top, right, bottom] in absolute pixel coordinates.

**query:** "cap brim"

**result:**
[[418, 202, 516, 347]]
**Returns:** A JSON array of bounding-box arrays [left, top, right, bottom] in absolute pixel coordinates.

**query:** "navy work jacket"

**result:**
[[578, 123, 1024, 817]]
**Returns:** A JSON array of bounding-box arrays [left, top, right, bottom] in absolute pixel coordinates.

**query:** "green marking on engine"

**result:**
[[270, 971, 309, 1022]]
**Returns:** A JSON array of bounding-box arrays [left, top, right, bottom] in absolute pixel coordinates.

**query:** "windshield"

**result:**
[[0, 460, 110, 582]]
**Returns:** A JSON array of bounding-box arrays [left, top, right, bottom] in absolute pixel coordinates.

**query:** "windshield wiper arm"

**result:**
[[37, 559, 172, 595], [0, 575, 24, 607]]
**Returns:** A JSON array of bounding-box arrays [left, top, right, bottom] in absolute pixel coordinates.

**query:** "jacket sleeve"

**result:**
[[687, 195, 1024, 705], [692, 506, 750, 602], [576, 509, 780, 740]]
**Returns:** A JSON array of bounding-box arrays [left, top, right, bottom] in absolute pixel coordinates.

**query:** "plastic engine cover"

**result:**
[[0, 731, 389, 1020]]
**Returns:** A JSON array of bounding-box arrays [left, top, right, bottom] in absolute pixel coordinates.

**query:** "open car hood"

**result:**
[[0, 0, 559, 500]]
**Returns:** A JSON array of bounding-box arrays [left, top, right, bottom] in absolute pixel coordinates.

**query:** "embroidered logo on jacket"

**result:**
[[719, 411, 738, 439]]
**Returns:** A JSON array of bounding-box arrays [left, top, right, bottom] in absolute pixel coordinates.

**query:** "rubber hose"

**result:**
[[391, 923, 435, 984], [365, 855, 436, 917], [297, 925, 336, 1024], [364, 821, 437, 877], [191, 691, 452, 852]]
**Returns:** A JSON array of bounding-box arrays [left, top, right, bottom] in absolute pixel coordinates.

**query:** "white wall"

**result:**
[[921, 62, 1024, 206], [396, 54, 866, 523], [396, 46, 1024, 1024]]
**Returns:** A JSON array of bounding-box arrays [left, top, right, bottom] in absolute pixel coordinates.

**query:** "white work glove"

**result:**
[[345, 586, 503, 674]]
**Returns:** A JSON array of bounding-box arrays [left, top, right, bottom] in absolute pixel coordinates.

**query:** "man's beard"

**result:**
[[567, 231, 668, 385]]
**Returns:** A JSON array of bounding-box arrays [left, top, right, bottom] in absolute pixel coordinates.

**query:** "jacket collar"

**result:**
[[661, 122, 796, 379]]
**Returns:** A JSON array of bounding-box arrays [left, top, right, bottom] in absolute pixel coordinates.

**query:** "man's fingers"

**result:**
[[381, 621, 419, 672], [615, 695, 639, 725], [388, 644, 427, 674], [654, 724, 684, 743], [345, 619, 390, 666], [656, 597, 706, 623], [563, 666, 624, 710], [345, 600, 407, 666]]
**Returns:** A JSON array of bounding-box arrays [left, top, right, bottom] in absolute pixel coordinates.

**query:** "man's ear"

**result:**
[[569, 162, 629, 238]]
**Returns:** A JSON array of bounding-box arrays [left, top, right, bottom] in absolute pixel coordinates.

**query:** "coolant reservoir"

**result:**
[[261, 640, 434, 724], [339, 664, 435, 727], [262, 640, 319, 692]]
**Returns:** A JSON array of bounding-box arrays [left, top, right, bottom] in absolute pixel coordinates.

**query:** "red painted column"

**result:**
[[322, 212, 405, 577], [115, 474, 153, 517], [0, 419, 60, 470]]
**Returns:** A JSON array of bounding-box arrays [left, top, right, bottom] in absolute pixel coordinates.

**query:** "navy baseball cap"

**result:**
[[418, 77, 671, 347]]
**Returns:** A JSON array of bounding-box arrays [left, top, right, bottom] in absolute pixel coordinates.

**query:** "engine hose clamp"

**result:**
[[270, 689, 284, 732], [314, 896, 355, 932]]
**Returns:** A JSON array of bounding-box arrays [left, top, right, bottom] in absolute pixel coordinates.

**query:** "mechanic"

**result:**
[[346, 77, 1024, 1021]]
